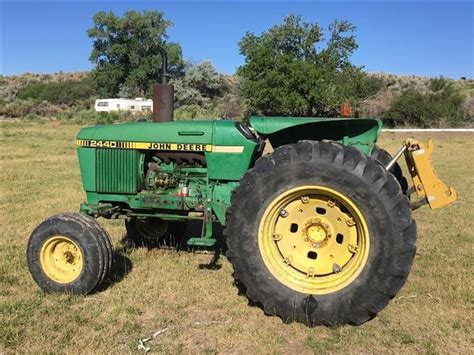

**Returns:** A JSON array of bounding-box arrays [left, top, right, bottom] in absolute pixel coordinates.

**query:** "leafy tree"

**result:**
[[171, 61, 229, 107], [87, 10, 184, 97], [237, 15, 381, 116]]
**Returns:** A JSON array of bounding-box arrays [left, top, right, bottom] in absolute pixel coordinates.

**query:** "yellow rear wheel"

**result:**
[[225, 141, 416, 326], [259, 186, 369, 294], [40, 236, 83, 283]]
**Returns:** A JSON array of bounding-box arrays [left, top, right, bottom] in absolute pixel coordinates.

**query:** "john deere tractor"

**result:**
[[27, 49, 456, 326]]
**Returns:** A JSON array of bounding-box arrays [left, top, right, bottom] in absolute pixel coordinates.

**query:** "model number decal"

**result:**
[[77, 139, 213, 152], [76, 139, 244, 153], [88, 140, 117, 148]]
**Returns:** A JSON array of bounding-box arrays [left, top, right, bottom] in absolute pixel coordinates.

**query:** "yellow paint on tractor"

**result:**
[[76, 139, 245, 153], [404, 138, 457, 209], [40, 236, 83, 283], [258, 186, 370, 294]]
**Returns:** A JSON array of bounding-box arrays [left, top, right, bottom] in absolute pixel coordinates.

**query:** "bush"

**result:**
[[0, 99, 64, 118], [16, 79, 96, 105], [217, 93, 247, 120], [384, 80, 467, 127], [171, 61, 230, 108], [174, 104, 219, 120], [55, 107, 141, 124]]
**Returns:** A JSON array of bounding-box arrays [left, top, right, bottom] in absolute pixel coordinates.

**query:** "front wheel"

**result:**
[[27, 213, 113, 294], [225, 141, 416, 326]]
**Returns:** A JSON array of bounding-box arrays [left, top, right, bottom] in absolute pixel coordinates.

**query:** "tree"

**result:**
[[87, 10, 184, 97], [171, 61, 229, 108], [237, 15, 381, 116]]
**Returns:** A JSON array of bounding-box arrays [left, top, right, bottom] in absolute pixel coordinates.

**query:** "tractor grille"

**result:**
[[96, 148, 138, 194]]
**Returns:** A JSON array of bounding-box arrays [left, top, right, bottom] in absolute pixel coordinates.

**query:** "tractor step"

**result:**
[[187, 237, 216, 247], [402, 138, 457, 209]]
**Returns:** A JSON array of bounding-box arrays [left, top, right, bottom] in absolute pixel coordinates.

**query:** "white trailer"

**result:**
[[94, 98, 153, 113]]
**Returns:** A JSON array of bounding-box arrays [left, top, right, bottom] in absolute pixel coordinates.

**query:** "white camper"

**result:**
[[94, 98, 153, 113]]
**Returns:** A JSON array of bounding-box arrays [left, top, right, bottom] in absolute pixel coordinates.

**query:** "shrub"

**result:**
[[171, 61, 230, 108], [384, 82, 467, 127], [174, 104, 219, 120], [217, 93, 247, 120], [0, 99, 64, 118], [16, 79, 96, 105]]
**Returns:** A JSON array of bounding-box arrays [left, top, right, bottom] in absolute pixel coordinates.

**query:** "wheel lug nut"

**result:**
[[327, 199, 336, 207], [283, 256, 293, 265], [346, 218, 356, 227], [333, 263, 342, 273], [348, 244, 358, 253], [279, 208, 289, 218], [272, 234, 282, 241]]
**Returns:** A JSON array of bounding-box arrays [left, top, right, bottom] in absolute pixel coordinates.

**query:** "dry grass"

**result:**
[[1, 121, 473, 353]]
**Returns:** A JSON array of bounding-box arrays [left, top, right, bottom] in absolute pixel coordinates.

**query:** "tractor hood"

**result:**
[[76, 120, 215, 145]]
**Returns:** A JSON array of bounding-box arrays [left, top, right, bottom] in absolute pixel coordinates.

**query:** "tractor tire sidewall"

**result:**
[[225, 141, 416, 326], [27, 214, 105, 294], [371, 145, 409, 194], [62, 212, 113, 288]]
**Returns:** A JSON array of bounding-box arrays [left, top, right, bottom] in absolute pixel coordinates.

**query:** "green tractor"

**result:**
[[27, 50, 456, 326]]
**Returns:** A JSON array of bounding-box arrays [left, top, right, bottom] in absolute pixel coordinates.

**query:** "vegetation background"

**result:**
[[1, 11, 473, 126]]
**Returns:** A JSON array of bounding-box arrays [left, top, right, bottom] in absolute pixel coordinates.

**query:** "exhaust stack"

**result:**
[[152, 46, 174, 122]]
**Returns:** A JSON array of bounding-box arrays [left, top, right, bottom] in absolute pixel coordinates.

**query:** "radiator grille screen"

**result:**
[[96, 148, 138, 193]]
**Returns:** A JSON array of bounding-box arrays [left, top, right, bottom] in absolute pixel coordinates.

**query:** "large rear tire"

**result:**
[[371, 145, 409, 195], [27, 213, 113, 294], [225, 141, 416, 326]]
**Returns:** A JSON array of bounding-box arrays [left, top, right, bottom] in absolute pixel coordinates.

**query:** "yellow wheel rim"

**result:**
[[40, 236, 83, 283], [258, 186, 370, 294]]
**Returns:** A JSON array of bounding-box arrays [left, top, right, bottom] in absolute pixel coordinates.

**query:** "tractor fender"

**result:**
[[249, 116, 383, 155]]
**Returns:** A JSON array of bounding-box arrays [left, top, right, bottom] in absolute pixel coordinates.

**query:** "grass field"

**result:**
[[1, 121, 472, 353]]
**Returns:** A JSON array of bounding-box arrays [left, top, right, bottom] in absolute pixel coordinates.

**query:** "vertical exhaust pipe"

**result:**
[[153, 46, 174, 122]]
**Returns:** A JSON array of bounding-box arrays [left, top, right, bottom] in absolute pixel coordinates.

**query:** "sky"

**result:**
[[1, 1, 473, 78]]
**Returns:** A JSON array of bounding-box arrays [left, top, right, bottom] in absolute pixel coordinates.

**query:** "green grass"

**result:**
[[1, 121, 473, 353]]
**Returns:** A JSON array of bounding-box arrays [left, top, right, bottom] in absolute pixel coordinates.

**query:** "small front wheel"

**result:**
[[27, 213, 112, 294]]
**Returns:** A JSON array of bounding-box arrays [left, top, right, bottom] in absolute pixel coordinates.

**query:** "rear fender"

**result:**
[[249, 116, 383, 155]]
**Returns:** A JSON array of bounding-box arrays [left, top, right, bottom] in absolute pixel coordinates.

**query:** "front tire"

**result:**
[[27, 213, 113, 294], [225, 141, 416, 326]]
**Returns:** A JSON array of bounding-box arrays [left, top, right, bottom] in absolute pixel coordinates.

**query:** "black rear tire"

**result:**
[[225, 141, 416, 326], [27, 213, 112, 294], [371, 145, 409, 195]]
